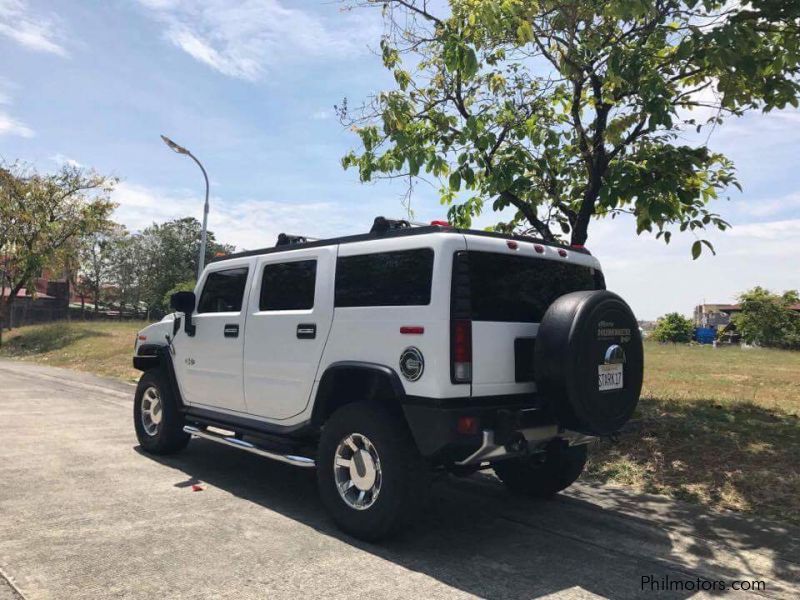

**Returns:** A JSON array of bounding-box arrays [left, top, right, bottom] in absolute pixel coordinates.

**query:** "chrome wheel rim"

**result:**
[[140, 386, 163, 437], [334, 433, 382, 510]]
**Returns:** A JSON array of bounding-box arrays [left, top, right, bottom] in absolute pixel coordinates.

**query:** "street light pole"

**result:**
[[160, 135, 210, 280]]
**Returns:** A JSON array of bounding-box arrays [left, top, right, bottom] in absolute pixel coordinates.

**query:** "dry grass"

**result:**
[[3, 322, 800, 523], [587, 341, 800, 525], [0, 320, 146, 382]]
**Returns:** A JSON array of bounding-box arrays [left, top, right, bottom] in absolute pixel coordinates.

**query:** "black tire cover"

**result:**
[[534, 290, 643, 435]]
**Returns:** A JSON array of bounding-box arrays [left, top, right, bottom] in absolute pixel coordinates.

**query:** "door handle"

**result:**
[[297, 323, 316, 339], [223, 324, 239, 338]]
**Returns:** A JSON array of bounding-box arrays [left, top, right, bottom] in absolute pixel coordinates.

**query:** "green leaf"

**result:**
[[691, 240, 702, 260], [449, 171, 461, 191], [462, 48, 479, 79]]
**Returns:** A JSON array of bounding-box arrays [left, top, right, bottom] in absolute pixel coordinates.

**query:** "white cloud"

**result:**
[[0, 111, 34, 137], [731, 192, 800, 219], [0, 79, 33, 137], [111, 181, 363, 251], [136, 0, 376, 80], [311, 109, 332, 120], [0, 0, 68, 56], [50, 153, 82, 168], [587, 214, 800, 319]]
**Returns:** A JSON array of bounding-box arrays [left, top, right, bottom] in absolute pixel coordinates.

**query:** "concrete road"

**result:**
[[1, 360, 798, 599]]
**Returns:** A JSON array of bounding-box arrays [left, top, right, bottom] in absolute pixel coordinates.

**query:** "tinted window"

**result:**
[[197, 267, 249, 313], [463, 252, 596, 322], [335, 248, 434, 307], [260, 260, 316, 311]]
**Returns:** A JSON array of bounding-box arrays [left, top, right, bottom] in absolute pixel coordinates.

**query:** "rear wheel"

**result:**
[[134, 370, 190, 455], [317, 403, 429, 541], [492, 442, 588, 498]]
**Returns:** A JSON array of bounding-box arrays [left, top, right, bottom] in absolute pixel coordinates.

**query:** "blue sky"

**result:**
[[1, 0, 799, 319]]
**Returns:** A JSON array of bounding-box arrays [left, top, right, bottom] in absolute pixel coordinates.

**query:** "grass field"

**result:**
[[0, 321, 147, 382], [2, 321, 799, 524], [586, 343, 800, 525]]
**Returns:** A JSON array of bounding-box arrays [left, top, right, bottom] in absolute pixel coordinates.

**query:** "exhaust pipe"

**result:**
[[183, 425, 316, 468]]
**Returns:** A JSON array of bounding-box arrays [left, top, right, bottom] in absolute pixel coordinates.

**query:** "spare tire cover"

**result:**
[[534, 290, 643, 435]]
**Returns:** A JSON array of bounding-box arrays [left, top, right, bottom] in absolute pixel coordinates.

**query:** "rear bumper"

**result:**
[[402, 394, 592, 464]]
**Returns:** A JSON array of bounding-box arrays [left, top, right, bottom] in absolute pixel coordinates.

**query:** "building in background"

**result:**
[[694, 304, 741, 328], [1, 278, 70, 329]]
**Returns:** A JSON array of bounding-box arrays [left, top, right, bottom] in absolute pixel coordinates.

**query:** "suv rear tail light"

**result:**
[[451, 319, 472, 383], [450, 251, 472, 384]]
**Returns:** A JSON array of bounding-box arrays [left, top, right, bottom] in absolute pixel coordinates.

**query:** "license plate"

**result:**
[[598, 364, 623, 391]]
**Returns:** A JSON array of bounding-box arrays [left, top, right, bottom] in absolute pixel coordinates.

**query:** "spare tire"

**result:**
[[534, 290, 643, 435]]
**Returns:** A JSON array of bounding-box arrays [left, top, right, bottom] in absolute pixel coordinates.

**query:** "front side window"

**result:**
[[197, 267, 249, 313], [335, 248, 434, 307], [259, 260, 317, 311]]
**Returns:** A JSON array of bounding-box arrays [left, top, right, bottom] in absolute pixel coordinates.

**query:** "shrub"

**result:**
[[652, 312, 695, 343]]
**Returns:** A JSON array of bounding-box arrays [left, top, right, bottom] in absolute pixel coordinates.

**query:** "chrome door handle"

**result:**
[[297, 324, 316, 339], [223, 324, 239, 338]]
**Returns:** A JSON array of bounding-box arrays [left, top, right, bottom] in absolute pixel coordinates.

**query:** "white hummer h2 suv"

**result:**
[[132, 217, 643, 541]]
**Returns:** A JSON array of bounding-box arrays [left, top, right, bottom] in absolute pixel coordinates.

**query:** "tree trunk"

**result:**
[[570, 171, 604, 247], [0, 295, 15, 348], [0, 299, 5, 348]]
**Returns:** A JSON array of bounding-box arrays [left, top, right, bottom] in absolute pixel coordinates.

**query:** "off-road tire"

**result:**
[[317, 403, 429, 542], [493, 442, 588, 498], [133, 369, 190, 455]]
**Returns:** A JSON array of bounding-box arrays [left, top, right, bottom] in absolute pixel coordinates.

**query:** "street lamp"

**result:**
[[160, 135, 210, 281]]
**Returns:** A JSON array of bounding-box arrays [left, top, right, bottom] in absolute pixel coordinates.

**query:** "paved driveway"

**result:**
[[0, 359, 798, 599]]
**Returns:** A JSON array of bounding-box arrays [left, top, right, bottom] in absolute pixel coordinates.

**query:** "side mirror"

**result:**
[[169, 291, 197, 337]]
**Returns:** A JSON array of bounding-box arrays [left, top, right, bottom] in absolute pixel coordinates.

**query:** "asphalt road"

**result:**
[[1, 359, 798, 600]]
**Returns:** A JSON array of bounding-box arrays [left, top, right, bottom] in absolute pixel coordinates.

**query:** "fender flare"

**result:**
[[133, 345, 185, 409], [311, 361, 406, 426]]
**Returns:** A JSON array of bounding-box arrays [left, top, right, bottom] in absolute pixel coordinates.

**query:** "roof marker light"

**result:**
[[534, 244, 544, 254], [506, 240, 518, 250], [558, 249, 568, 257], [430, 220, 450, 227]]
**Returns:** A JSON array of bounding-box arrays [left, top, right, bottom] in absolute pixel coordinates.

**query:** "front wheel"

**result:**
[[492, 442, 588, 498], [316, 403, 429, 542], [133, 370, 190, 455]]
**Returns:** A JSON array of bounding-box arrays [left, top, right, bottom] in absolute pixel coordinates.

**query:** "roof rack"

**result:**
[[275, 233, 319, 247], [370, 216, 451, 234], [211, 215, 588, 265]]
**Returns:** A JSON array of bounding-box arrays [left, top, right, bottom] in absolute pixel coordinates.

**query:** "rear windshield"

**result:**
[[457, 251, 600, 322]]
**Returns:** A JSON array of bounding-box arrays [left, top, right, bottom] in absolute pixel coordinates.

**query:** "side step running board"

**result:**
[[183, 425, 316, 469]]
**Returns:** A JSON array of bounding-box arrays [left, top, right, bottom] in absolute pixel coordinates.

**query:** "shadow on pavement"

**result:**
[[137, 440, 799, 599]]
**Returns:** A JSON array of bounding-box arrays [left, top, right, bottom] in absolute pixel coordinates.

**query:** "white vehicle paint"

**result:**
[[133, 227, 603, 424]]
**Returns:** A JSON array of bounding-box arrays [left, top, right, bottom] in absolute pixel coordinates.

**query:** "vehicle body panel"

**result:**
[[242, 245, 337, 420]]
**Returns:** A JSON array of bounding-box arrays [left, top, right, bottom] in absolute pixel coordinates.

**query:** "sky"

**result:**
[[1, 0, 799, 320]]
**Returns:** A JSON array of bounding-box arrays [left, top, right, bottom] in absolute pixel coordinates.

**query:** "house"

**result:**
[[693, 303, 741, 328], [694, 302, 800, 329], [1, 279, 70, 329]]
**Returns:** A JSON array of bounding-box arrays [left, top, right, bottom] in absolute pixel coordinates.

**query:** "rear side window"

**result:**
[[461, 251, 597, 322], [260, 260, 317, 311], [197, 267, 249, 313], [335, 248, 434, 307]]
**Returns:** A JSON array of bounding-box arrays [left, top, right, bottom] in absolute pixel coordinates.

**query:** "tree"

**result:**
[[0, 162, 116, 345], [163, 279, 197, 311], [107, 232, 144, 317], [78, 229, 121, 314], [652, 312, 694, 343], [134, 217, 234, 314], [341, 1, 800, 256], [733, 287, 800, 348]]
